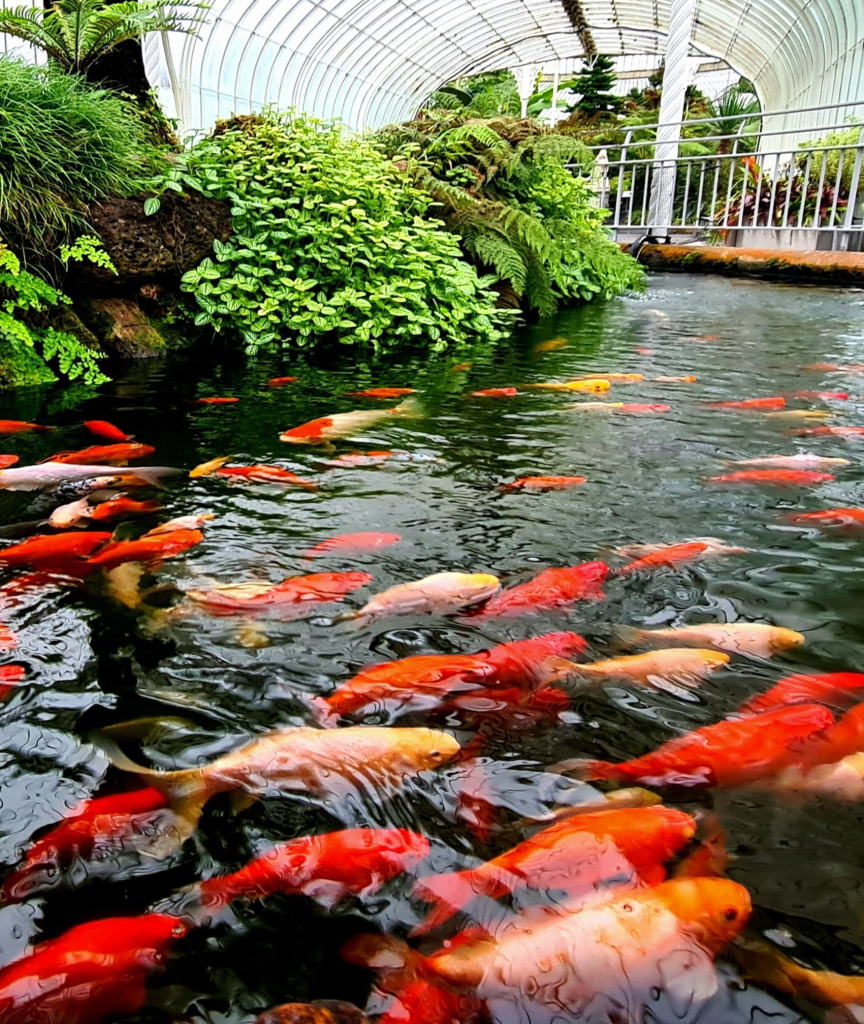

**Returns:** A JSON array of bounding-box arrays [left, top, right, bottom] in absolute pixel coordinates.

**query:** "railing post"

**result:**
[[612, 129, 633, 233], [647, 0, 697, 240], [839, 125, 864, 251]]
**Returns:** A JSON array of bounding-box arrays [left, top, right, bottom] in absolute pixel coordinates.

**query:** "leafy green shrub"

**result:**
[[0, 240, 107, 387], [176, 111, 514, 353], [0, 58, 166, 253], [797, 124, 863, 196], [376, 117, 643, 315]]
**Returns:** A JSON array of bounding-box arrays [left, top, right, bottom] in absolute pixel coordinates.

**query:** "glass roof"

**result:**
[[141, 0, 864, 133]]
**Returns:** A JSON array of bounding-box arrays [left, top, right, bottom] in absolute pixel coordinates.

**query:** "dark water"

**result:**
[[2, 272, 864, 1022]]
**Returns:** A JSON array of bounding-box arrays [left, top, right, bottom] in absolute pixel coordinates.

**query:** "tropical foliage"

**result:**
[[0, 0, 206, 74], [424, 70, 580, 122], [797, 123, 863, 196], [175, 111, 515, 354], [0, 59, 166, 254], [375, 116, 643, 315], [0, 239, 108, 387]]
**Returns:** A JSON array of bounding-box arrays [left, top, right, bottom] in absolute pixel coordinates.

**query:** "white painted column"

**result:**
[[647, 0, 697, 238]]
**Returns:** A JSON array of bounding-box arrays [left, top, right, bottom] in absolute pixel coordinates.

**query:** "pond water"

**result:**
[[2, 272, 864, 1023]]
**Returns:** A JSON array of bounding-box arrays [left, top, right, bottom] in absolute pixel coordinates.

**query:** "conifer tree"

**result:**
[[567, 55, 623, 117]]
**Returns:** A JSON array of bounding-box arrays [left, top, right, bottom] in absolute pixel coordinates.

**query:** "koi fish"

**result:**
[[0, 665, 25, 699], [801, 362, 864, 372], [256, 1001, 368, 1024], [739, 672, 864, 715], [0, 462, 176, 491], [280, 398, 419, 445], [1, 787, 171, 901], [412, 806, 696, 933], [46, 443, 155, 465], [0, 455, 19, 468], [574, 649, 729, 691], [371, 979, 482, 1024], [616, 403, 671, 414], [556, 703, 835, 788], [635, 347, 654, 355], [689, 334, 718, 341], [0, 627, 19, 651], [267, 377, 298, 386], [216, 465, 318, 489], [0, 914, 187, 1024], [48, 498, 92, 528], [618, 623, 804, 659], [533, 338, 567, 352], [349, 572, 500, 621], [313, 632, 585, 724], [785, 508, 864, 529], [654, 376, 697, 383], [571, 373, 643, 383], [765, 410, 833, 421], [324, 450, 400, 468], [96, 724, 460, 851], [784, 703, 864, 771], [302, 532, 401, 557], [451, 363, 472, 372], [790, 391, 849, 400], [477, 562, 608, 618], [0, 420, 50, 434], [618, 539, 743, 574], [757, 751, 864, 801], [470, 387, 517, 398], [707, 397, 786, 411], [709, 469, 833, 485], [528, 379, 611, 393], [192, 396, 239, 404], [563, 402, 625, 412], [499, 475, 586, 492], [185, 572, 371, 614], [0, 532, 111, 566], [83, 420, 133, 441], [86, 529, 202, 569], [347, 388, 415, 399], [145, 514, 214, 536], [190, 455, 231, 478], [730, 453, 850, 469], [615, 537, 746, 560], [175, 827, 430, 918], [88, 496, 161, 521], [347, 878, 750, 1018], [792, 426, 864, 438]]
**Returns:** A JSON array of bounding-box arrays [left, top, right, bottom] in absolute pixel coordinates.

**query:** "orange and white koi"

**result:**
[[215, 465, 318, 489], [730, 453, 849, 470], [707, 397, 786, 411], [469, 387, 517, 398], [302, 532, 401, 557], [280, 399, 419, 445], [785, 507, 864, 530], [185, 571, 371, 615], [618, 622, 804, 659], [709, 469, 834, 486], [499, 475, 586, 492], [145, 514, 214, 536]]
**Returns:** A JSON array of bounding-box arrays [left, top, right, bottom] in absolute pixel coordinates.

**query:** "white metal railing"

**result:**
[[572, 101, 864, 252]]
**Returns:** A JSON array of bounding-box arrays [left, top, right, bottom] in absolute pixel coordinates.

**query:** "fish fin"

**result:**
[[342, 933, 423, 992], [411, 869, 484, 935], [230, 790, 258, 813], [308, 695, 341, 729], [124, 466, 181, 489], [89, 728, 208, 853], [535, 656, 582, 685], [608, 625, 646, 649], [392, 397, 423, 419]]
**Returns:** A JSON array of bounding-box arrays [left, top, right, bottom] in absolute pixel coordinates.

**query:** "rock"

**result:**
[[82, 297, 166, 358], [76, 192, 232, 289]]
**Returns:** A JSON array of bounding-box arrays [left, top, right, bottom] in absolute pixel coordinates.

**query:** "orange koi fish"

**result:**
[[1, 788, 171, 901], [189, 455, 231, 478], [145, 514, 214, 536], [0, 420, 50, 434], [785, 507, 864, 529], [709, 469, 833, 485], [784, 703, 864, 771], [731, 453, 849, 469], [0, 532, 111, 566], [302, 532, 401, 557], [499, 475, 586, 492], [790, 391, 849, 400], [96, 724, 460, 849], [0, 455, 19, 468], [192, 396, 239, 404], [573, 649, 729, 691], [0, 665, 25, 699], [346, 388, 415, 399], [470, 387, 517, 398], [0, 625, 18, 651], [801, 362, 864, 372], [313, 632, 585, 724], [635, 347, 653, 355], [571, 372, 643, 383], [619, 540, 716, 574], [0, 914, 187, 1024], [477, 562, 608, 618], [324, 450, 400, 467], [618, 622, 803, 659], [654, 376, 697, 383], [533, 338, 568, 352], [350, 572, 500, 621], [558, 703, 835, 788], [257, 1002, 368, 1024], [707, 397, 786, 411], [450, 362, 472, 372], [616, 403, 671, 414], [280, 399, 419, 445], [178, 828, 429, 917], [86, 529, 202, 569], [347, 878, 750, 1019], [186, 571, 371, 614], [792, 425, 864, 438], [88, 496, 160, 521], [740, 672, 864, 716], [215, 465, 318, 489], [412, 806, 696, 933], [267, 376, 298, 386], [83, 420, 133, 441], [47, 443, 155, 466]]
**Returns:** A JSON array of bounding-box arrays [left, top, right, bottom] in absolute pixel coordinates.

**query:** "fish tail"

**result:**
[[410, 869, 486, 934], [609, 625, 646, 648], [124, 466, 181, 489], [392, 397, 423, 419], [90, 729, 208, 855]]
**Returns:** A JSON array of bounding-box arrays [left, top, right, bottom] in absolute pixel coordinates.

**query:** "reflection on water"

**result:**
[[1, 273, 864, 1021]]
